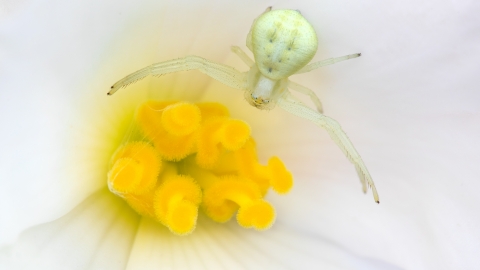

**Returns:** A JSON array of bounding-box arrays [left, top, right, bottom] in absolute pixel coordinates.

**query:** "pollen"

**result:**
[[108, 141, 161, 195], [201, 175, 276, 230], [107, 100, 294, 235], [154, 174, 202, 235], [234, 138, 293, 195], [161, 102, 201, 136], [196, 117, 251, 168]]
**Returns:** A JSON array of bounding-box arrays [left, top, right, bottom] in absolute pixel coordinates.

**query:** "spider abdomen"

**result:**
[[250, 10, 318, 80]]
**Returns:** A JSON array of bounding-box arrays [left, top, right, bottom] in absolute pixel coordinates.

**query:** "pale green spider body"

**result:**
[[109, 7, 379, 203], [244, 9, 318, 110], [248, 9, 318, 80]]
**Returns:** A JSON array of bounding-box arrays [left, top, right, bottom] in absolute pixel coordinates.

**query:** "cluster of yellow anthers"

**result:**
[[107, 101, 293, 235]]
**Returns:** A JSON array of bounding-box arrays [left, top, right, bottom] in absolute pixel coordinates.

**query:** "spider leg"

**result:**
[[276, 91, 379, 203], [295, 53, 361, 74], [108, 56, 247, 95], [288, 80, 324, 113], [231, 46, 254, 67]]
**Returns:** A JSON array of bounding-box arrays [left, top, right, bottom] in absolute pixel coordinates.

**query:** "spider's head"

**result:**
[[249, 93, 271, 109], [245, 87, 276, 110]]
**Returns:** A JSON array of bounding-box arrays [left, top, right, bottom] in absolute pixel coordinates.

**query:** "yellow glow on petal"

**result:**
[[107, 100, 293, 235]]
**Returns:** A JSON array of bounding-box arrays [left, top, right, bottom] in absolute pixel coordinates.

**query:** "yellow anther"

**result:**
[[219, 119, 251, 151], [154, 175, 202, 235], [108, 158, 143, 194], [108, 141, 162, 195], [267, 156, 293, 194], [195, 118, 226, 168], [201, 176, 275, 229], [234, 138, 270, 193], [137, 101, 197, 161], [151, 132, 197, 161], [166, 199, 199, 235], [136, 100, 178, 140], [237, 200, 275, 230], [235, 138, 293, 195], [184, 165, 239, 222], [196, 118, 251, 168], [161, 102, 201, 136]]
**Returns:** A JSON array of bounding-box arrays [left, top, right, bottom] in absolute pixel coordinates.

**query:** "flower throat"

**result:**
[[107, 100, 293, 235]]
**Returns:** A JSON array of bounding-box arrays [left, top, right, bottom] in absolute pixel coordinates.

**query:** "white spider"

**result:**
[[108, 7, 379, 203]]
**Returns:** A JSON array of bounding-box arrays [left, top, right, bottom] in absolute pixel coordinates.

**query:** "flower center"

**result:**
[[107, 100, 293, 235]]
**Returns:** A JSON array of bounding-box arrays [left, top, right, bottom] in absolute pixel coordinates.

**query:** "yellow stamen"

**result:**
[[107, 100, 293, 235], [235, 138, 293, 195], [136, 100, 177, 139], [237, 200, 275, 230], [161, 102, 201, 136], [137, 101, 197, 161], [219, 119, 251, 151], [196, 118, 251, 168], [201, 176, 275, 230], [154, 174, 202, 235], [108, 141, 161, 195], [108, 158, 143, 194], [268, 156, 293, 194], [185, 165, 239, 222], [195, 118, 225, 167]]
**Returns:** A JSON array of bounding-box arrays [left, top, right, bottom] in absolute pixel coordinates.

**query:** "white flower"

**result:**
[[1, 0, 479, 269]]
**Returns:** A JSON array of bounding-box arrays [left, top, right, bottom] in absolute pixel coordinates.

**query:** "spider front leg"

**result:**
[[276, 91, 379, 203], [231, 46, 254, 67], [288, 80, 324, 113], [295, 53, 361, 74], [108, 55, 248, 95]]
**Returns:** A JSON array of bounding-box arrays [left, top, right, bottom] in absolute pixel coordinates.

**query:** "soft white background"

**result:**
[[0, 0, 479, 269]]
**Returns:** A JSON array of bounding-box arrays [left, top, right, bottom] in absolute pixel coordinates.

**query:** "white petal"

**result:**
[[125, 216, 399, 270], [4, 190, 139, 270], [3, 0, 479, 269]]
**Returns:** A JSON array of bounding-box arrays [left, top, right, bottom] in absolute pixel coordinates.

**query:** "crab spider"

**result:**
[[108, 8, 379, 203]]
